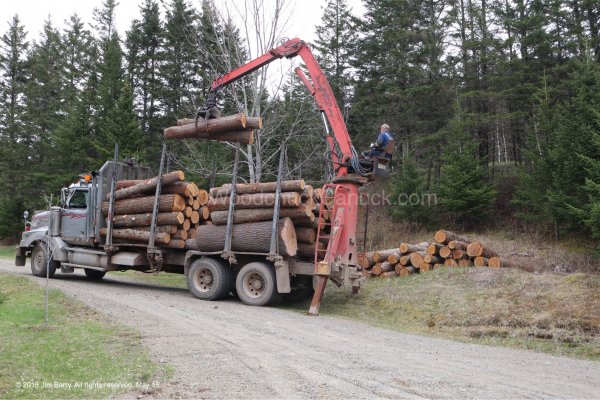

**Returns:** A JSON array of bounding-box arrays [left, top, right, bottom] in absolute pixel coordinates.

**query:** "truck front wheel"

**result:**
[[31, 243, 57, 278], [187, 257, 233, 301], [235, 262, 278, 307]]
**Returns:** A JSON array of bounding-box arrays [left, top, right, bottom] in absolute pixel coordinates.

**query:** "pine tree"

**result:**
[[93, 0, 119, 45], [390, 154, 431, 225]]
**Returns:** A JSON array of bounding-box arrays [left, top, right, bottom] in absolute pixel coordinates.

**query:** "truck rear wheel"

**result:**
[[187, 257, 233, 301], [84, 269, 106, 280], [31, 243, 57, 278], [235, 262, 278, 307]]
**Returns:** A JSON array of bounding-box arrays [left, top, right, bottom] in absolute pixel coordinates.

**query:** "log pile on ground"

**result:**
[[185, 180, 325, 258], [357, 230, 505, 279], [163, 113, 262, 145], [102, 171, 210, 249]]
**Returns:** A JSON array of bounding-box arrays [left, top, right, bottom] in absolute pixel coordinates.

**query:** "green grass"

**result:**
[[284, 268, 600, 360], [0, 246, 15, 260], [108, 270, 187, 289], [0, 273, 161, 399]]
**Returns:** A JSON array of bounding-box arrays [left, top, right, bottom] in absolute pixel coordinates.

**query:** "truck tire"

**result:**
[[84, 269, 106, 280], [281, 276, 314, 303], [187, 257, 233, 301], [235, 262, 278, 307], [30, 243, 57, 278]]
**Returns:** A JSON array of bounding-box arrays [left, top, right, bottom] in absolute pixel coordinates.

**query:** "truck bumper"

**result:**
[[15, 247, 26, 267]]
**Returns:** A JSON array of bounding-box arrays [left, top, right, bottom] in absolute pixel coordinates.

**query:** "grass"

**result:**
[[0, 246, 15, 260], [108, 270, 187, 289], [0, 273, 161, 399], [285, 267, 600, 360]]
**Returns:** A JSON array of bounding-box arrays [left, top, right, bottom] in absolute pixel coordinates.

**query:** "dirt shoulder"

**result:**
[[2, 260, 599, 399]]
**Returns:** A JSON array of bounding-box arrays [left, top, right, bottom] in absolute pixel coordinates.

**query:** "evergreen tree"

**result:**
[[390, 154, 431, 225], [93, 0, 119, 45]]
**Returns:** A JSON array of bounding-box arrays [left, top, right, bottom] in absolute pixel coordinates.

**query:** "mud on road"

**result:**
[[1, 260, 599, 399]]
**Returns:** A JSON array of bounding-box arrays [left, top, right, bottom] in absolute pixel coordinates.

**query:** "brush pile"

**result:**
[[101, 171, 210, 249], [357, 230, 505, 278], [184, 180, 325, 257]]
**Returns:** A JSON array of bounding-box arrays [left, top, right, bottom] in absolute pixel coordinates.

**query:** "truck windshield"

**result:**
[[69, 191, 88, 209]]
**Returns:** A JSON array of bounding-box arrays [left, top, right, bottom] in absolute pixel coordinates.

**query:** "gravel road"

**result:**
[[1, 259, 599, 399]]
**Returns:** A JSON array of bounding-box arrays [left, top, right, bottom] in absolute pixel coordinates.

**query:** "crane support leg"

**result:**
[[308, 276, 328, 315]]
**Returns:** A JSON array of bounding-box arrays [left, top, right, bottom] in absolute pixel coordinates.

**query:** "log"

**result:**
[[181, 219, 191, 231], [191, 211, 200, 224], [159, 239, 185, 249], [372, 261, 394, 275], [399, 242, 428, 254], [301, 185, 314, 200], [184, 206, 193, 218], [373, 248, 401, 263], [439, 246, 452, 258], [434, 230, 470, 244], [171, 113, 247, 133], [99, 228, 170, 244], [380, 271, 397, 278], [137, 225, 178, 234], [474, 256, 489, 267], [187, 217, 297, 256], [488, 256, 502, 268], [466, 241, 498, 258], [426, 243, 442, 255], [102, 194, 186, 215], [197, 190, 209, 206], [419, 262, 431, 273], [207, 191, 302, 211], [296, 227, 316, 243], [433, 263, 443, 269], [199, 206, 210, 220], [395, 265, 408, 275], [297, 241, 326, 259], [399, 255, 411, 266], [452, 249, 465, 260], [209, 205, 313, 225], [444, 258, 458, 267], [176, 115, 262, 130], [166, 129, 255, 144], [162, 181, 198, 197], [387, 249, 403, 264], [210, 180, 305, 198], [192, 199, 200, 210], [423, 254, 443, 264], [188, 228, 196, 239], [108, 171, 185, 201], [111, 212, 185, 228], [172, 230, 188, 240], [458, 259, 472, 268], [409, 251, 427, 267], [448, 240, 468, 250], [357, 252, 376, 269]]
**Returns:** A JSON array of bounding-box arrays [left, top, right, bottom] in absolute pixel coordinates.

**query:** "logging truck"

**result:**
[[14, 157, 328, 307]]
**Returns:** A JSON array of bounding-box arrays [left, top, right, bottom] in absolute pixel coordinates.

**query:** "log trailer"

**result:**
[[15, 38, 382, 314]]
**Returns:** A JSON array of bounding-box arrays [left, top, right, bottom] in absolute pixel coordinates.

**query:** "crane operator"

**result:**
[[361, 124, 394, 160]]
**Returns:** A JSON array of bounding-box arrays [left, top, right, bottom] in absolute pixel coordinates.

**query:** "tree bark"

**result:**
[[387, 250, 402, 264], [372, 261, 394, 275], [297, 241, 326, 259], [424, 254, 443, 264], [372, 248, 401, 263], [176, 115, 262, 130], [466, 241, 498, 258], [426, 243, 442, 255], [296, 227, 316, 243], [357, 252, 375, 269], [108, 171, 185, 201], [209, 205, 313, 225], [448, 240, 468, 250], [164, 128, 254, 144], [111, 212, 185, 228], [400, 242, 429, 254], [99, 228, 170, 244], [187, 217, 297, 256], [207, 192, 302, 211], [102, 194, 186, 215], [172, 230, 188, 240], [159, 239, 185, 249], [167, 113, 247, 135], [162, 181, 199, 197], [210, 180, 305, 197]]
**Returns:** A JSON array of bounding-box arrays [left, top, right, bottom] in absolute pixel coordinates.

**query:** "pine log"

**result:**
[[99, 228, 170, 244], [380, 271, 397, 278], [290, 214, 316, 226], [466, 241, 498, 258], [162, 181, 199, 197], [399, 255, 411, 266], [181, 219, 191, 231], [297, 241, 326, 259], [423, 254, 443, 264], [301, 185, 314, 200], [197, 190, 209, 206], [209, 205, 313, 225], [452, 249, 465, 260], [102, 194, 186, 215], [190, 211, 200, 224], [372, 261, 395, 275], [448, 240, 468, 250], [395, 265, 408, 275], [187, 217, 297, 256], [176, 115, 262, 130], [433, 263, 443, 269], [434, 230, 470, 244], [444, 258, 458, 267], [192, 199, 200, 210], [111, 212, 185, 228], [207, 191, 302, 211], [373, 248, 401, 263], [488, 257, 502, 268], [166, 129, 254, 144], [199, 206, 210, 220], [399, 242, 429, 254], [137, 225, 178, 234], [439, 246, 452, 258], [474, 256, 489, 267], [108, 171, 185, 201], [357, 252, 376, 269], [172, 230, 188, 240], [419, 262, 431, 273], [387, 249, 403, 264], [187, 228, 197, 239], [159, 239, 185, 249], [296, 227, 316, 243], [184, 206, 193, 218], [426, 243, 442, 255], [409, 251, 427, 267], [210, 180, 305, 197], [458, 259, 472, 267]]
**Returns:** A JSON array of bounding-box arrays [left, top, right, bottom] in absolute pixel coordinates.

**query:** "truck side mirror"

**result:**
[[23, 211, 29, 220]]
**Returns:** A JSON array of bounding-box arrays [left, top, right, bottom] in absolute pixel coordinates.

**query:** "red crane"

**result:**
[[200, 38, 367, 315]]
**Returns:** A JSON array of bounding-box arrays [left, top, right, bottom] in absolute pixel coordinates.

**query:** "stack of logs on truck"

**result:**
[[358, 230, 506, 278], [103, 172, 328, 261]]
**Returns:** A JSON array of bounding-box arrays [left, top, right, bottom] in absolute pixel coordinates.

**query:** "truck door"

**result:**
[[61, 189, 89, 244]]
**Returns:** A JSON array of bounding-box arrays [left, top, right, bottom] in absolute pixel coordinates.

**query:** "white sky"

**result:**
[[1, 0, 365, 45]]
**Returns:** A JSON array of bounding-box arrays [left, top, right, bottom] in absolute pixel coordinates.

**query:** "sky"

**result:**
[[1, 0, 365, 45]]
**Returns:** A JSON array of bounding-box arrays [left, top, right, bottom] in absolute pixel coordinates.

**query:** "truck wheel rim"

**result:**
[[193, 268, 214, 292], [34, 250, 45, 271], [242, 272, 265, 299]]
